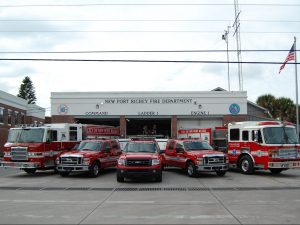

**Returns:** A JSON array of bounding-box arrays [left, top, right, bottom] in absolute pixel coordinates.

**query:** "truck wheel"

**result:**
[[239, 155, 254, 174], [89, 162, 101, 177], [155, 172, 162, 182], [269, 168, 284, 174], [187, 161, 197, 177], [23, 168, 36, 174], [216, 171, 226, 176], [117, 173, 124, 182], [59, 172, 69, 177]]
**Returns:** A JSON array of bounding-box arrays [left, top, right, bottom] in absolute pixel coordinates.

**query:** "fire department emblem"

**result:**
[[58, 104, 68, 115], [229, 103, 240, 115]]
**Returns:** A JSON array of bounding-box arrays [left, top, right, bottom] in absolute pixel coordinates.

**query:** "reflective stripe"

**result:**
[[164, 155, 187, 162], [251, 150, 268, 157], [228, 150, 240, 155]]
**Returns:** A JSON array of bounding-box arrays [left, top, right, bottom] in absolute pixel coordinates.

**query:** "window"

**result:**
[[47, 130, 58, 142], [7, 110, 12, 125], [111, 141, 118, 149], [14, 111, 19, 126], [69, 126, 78, 141], [102, 142, 110, 151], [252, 130, 263, 143], [0, 108, 4, 124], [242, 130, 249, 141], [167, 141, 175, 150], [230, 129, 240, 141], [21, 112, 25, 124]]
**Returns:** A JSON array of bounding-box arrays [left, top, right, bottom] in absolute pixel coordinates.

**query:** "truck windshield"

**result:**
[[124, 142, 158, 153], [263, 127, 298, 144], [184, 141, 213, 151], [77, 142, 101, 151], [7, 128, 45, 143]]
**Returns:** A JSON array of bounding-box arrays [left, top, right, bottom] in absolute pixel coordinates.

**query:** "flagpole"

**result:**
[[295, 36, 299, 141]]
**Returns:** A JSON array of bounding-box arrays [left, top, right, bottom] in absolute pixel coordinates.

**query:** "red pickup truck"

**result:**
[[116, 139, 163, 182], [56, 139, 121, 177], [164, 139, 228, 177]]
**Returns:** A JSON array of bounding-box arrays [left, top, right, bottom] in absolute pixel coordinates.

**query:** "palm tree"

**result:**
[[275, 97, 296, 123], [256, 94, 277, 118]]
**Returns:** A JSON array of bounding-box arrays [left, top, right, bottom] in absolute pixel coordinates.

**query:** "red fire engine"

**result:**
[[227, 121, 300, 174], [1, 123, 120, 174]]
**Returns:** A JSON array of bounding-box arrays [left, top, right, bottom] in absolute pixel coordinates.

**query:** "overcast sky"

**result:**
[[0, 0, 299, 116]]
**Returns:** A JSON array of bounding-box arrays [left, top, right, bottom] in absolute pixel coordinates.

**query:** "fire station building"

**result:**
[[50, 88, 268, 139]]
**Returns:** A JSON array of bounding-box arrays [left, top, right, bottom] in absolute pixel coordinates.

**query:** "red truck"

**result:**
[[227, 121, 300, 174], [116, 139, 163, 182], [56, 139, 121, 177], [1, 123, 120, 174], [164, 139, 228, 177]]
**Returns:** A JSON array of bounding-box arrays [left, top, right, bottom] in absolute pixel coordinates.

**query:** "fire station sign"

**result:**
[[52, 91, 247, 116]]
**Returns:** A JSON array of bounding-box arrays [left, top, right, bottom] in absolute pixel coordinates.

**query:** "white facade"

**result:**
[[51, 91, 247, 117], [0, 90, 45, 119]]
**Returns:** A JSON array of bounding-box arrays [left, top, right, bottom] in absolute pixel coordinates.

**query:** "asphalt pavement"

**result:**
[[0, 167, 300, 224]]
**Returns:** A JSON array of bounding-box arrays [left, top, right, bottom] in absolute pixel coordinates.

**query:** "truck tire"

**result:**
[[117, 173, 124, 182], [89, 162, 101, 177], [269, 168, 284, 174], [216, 171, 226, 176], [155, 172, 162, 182], [186, 161, 197, 177], [23, 168, 36, 174], [59, 171, 69, 177], [239, 155, 254, 174]]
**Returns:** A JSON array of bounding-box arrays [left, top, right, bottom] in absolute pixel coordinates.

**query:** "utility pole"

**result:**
[[233, 0, 243, 91], [222, 26, 231, 91]]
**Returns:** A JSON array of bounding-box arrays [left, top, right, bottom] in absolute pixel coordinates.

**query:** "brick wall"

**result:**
[[171, 116, 177, 138], [223, 115, 248, 126], [0, 128, 8, 156], [51, 115, 75, 123]]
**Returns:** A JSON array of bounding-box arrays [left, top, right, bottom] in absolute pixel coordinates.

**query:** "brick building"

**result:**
[[0, 90, 45, 154]]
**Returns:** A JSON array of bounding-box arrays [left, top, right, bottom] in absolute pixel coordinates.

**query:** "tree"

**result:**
[[17, 76, 37, 104], [256, 94, 277, 118], [256, 94, 296, 123], [275, 97, 296, 123]]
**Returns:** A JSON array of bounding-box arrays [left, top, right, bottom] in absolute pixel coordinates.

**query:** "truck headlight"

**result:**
[[226, 156, 229, 163], [83, 158, 90, 165], [152, 159, 160, 166], [271, 150, 279, 158], [196, 158, 203, 166], [55, 157, 60, 165], [118, 158, 126, 166], [4, 152, 11, 157]]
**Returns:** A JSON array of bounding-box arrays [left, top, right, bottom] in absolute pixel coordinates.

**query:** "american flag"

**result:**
[[279, 43, 295, 74]]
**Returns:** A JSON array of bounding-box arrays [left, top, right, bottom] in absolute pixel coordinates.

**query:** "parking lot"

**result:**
[[0, 167, 300, 224]]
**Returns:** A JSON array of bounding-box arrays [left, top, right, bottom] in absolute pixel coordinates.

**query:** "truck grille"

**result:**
[[204, 156, 225, 165], [279, 149, 297, 159], [60, 157, 82, 165], [126, 159, 151, 167], [11, 147, 28, 161]]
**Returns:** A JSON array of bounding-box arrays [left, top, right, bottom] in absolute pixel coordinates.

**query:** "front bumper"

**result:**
[[268, 161, 300, 169], [117, 168, 162, 178], [0, 161, 41, 169], [196, 163, 228, 172], [56, 164, 90, 172]]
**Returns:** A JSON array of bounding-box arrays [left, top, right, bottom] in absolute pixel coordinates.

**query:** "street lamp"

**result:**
[[222, 26, 231, 91]]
